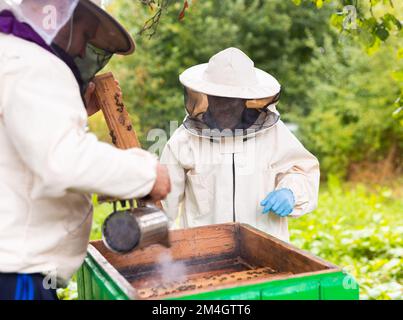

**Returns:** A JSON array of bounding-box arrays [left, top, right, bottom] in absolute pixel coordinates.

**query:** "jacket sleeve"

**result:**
[[1, 55, 157, 200], [271, 121, 320, 218], [160, 138, 186, 228]]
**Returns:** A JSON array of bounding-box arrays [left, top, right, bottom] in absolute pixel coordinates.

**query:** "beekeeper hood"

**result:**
[[0, 0, 134, 94], [180, 47, 281, 138]]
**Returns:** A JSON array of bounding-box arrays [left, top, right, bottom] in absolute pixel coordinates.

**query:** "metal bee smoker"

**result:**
[[102, 199, 170, 254], [93, 72, 171, 254]]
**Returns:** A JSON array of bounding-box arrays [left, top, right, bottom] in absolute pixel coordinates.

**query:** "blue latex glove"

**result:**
[[260, 188, 295, 217]]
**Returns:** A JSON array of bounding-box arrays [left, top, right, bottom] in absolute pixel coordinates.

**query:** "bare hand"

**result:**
[[149, 163, 171, 201], [84, 80, 122, 117]]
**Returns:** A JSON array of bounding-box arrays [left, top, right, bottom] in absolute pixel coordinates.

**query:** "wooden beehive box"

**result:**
[[78, 223, 359, 300]]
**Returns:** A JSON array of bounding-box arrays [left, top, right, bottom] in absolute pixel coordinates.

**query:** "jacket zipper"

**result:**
[[232, 153, 236, 222]]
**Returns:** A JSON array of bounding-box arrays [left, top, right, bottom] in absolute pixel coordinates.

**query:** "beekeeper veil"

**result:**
[[180, 48, 281, 138], [0, 0, 134, 95], [183, 87, 281, 137]]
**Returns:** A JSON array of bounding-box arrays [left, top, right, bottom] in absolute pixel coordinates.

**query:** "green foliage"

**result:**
[[295, 34, 403, 177], [294, 0, 403, 119], [104, 0, 336, 147], [57, 278, 78, 300], [295, 0, 402, 43], [289, 176, 403, 300]]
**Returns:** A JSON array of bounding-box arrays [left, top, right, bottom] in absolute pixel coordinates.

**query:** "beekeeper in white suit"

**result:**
[[0, 0, 170, 300], [161, 47, 320, 242]]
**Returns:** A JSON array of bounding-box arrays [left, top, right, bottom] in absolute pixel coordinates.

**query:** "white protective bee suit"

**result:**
[[0, 0, 157, 286], [161, 48, 320, 242]]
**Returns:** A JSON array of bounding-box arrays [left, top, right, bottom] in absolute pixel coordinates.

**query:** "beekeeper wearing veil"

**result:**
[[161, 48, 320, 243], [0, 0, 170, 300]]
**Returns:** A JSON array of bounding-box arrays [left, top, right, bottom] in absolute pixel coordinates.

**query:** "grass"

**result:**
[[288, 175, 402, 300], [57, 177, 403, 300]]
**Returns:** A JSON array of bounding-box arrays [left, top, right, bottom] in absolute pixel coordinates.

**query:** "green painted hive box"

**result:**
[[77, 223, 359, 300]]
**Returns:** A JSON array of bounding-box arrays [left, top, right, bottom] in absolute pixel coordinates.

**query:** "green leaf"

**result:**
[[330, 13, 344, 30], [365, 36, 381, 55], [375, 25, 390, 41], [383, 13, 402, 30], [391, 70, 403, 82]]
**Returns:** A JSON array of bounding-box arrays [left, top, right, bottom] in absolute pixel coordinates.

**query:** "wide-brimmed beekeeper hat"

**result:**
[[179, 47, 281, 99], [181, 48, 282, 138], [78, 0, 135, 54]]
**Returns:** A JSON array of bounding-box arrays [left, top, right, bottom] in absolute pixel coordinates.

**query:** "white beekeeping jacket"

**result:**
[[161, 120, 320, 243], [0, 34, 157, 286]]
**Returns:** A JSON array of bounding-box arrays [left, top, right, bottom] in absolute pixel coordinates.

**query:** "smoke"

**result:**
[[156, 252, 187, 284]]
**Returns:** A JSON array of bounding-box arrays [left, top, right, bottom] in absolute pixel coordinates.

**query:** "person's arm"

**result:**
[[160, 140, 186, 228], [271, 121, 320, 218], [2, 56, 159, 200]]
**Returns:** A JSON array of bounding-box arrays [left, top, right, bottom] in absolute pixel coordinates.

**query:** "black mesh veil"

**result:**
[[74, 43, 113, 89], [49, 0, 134, 102], [183, 87, 281, 137]]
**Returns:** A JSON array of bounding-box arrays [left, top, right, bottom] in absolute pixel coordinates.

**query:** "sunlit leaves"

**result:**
[[316, 0, 324, 8], [293, 0, 403, 125], [297, 0, 401, 46], [391, 70, 403, 82]]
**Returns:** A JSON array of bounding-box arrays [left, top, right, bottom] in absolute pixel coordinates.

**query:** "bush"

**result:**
[[295, 35, 403, 178], [289, 176, 403, 300]]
